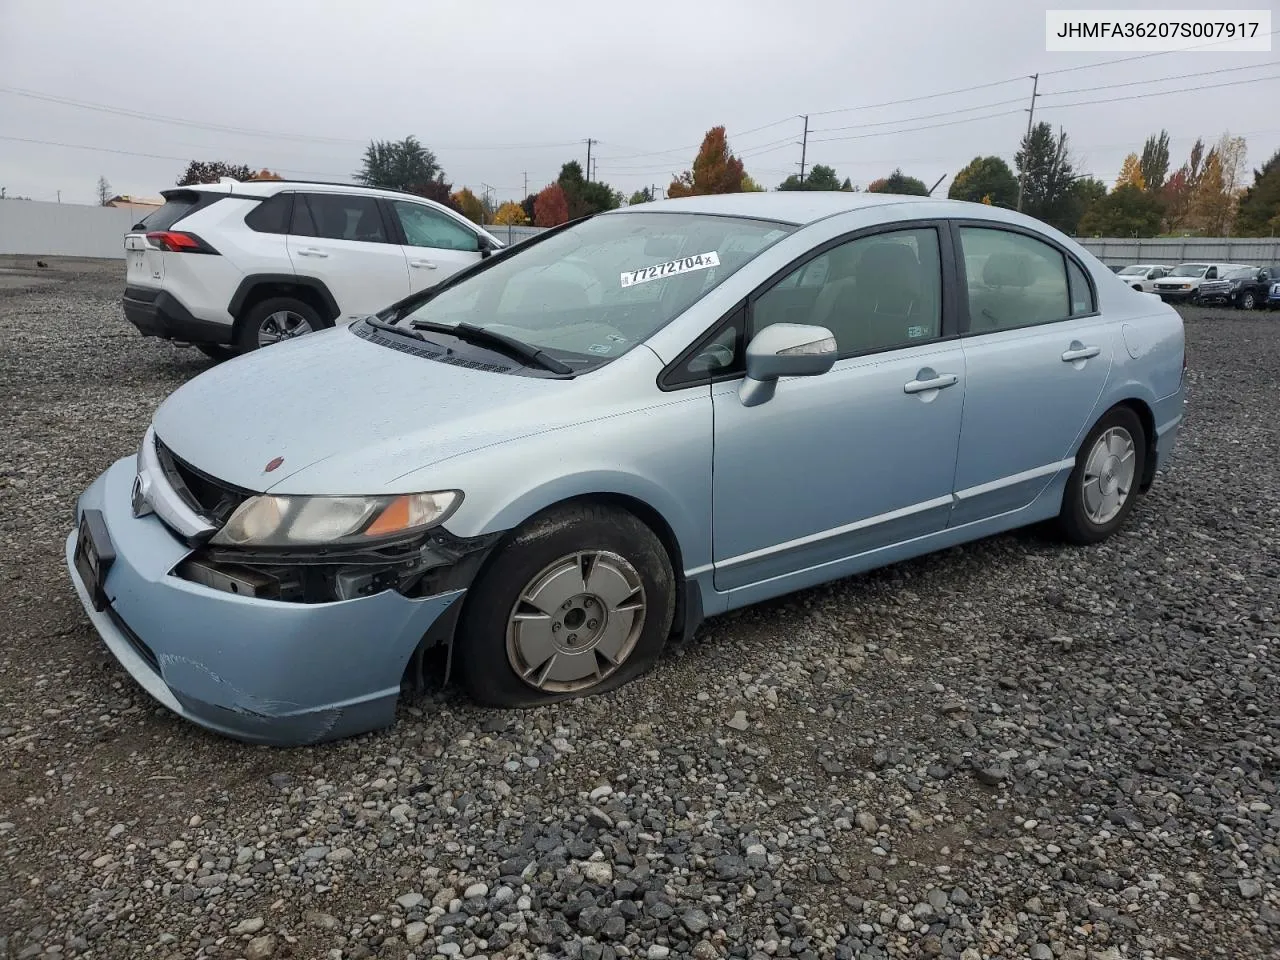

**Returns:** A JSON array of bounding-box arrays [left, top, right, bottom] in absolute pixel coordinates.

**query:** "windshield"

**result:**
[[1169, 263, 1209, 277], [400, 212, 794, 365], [1118, 266, 1147, 276]]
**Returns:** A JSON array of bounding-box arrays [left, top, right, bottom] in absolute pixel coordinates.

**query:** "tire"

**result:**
[[195, 344, 238, 362], [1056, 406, 1147, 545], [456, 504, 675, 708], [1241, 291, 1257, 310], [1132, 284, 1143, 292], [235, 296, 326, 352]]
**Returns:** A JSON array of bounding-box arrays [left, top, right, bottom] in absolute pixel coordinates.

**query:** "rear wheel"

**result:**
[[1241, 291, 1257, 310], [456, 504, 675, 707], [1056, 406, 1146, 545], [235, 296, 326, 352]]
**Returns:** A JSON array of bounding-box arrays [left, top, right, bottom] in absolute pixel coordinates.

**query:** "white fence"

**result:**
[[1077, 236, 1280, 267], [0, 199, 548, 259], [0, 199, 140, 259]]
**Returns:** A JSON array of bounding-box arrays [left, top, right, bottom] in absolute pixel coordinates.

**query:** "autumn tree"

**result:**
[[668, 126, 745, 197], [492, 200, 530, 225], [1015, 123, 1079, 232], [407, 177, 461, 212], [739, 174, 764, 192], [1139, 130, 1171, 191], [248, 169, 283, 181], [1160, 169, 1193, 233], [1116, 153, 1146, 191], [1234, 148, 1280, 237], [356, 136, 442, 192], [534, 183, 569, 226], [1190, 149, 1229, 234], [96, 176, 112, 205], [778, 164, 843, 191], [866, 169, 929, 196], [948, 156, 1018, 207], [450, 188, 486, 224], [177, 160, 254, 185]]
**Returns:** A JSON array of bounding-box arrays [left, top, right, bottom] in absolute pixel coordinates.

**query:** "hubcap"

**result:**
[[258, 310, 313, 346], [1081, 426, 1136, 525], [506, 551, 646, 693]]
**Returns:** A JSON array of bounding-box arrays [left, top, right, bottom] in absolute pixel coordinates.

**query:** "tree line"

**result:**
[[169, 125, 1280, 238]]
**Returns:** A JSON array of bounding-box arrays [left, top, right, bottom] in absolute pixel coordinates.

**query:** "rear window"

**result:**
[[137, 191, 215, 231]]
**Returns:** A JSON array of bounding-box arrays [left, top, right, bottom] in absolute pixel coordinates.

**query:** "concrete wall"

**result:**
[[0, 199, 140, 259], [1077, 236, 1280, 267]]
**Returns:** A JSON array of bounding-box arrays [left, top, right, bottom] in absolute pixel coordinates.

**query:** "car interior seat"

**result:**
[[815, 241, 930, 354]]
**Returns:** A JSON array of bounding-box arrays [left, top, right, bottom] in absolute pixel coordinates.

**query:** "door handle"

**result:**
[[409, 259, 438, 270], [296, 247, 328, 258], [903, 373, 958, 394], [1061, 344, 1100, 362]]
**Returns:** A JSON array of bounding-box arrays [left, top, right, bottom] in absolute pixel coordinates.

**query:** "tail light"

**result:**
[[145, 231, 218, 254]]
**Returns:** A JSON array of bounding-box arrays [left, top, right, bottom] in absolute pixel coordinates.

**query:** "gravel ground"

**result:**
[[1, 259, 1278, 960]]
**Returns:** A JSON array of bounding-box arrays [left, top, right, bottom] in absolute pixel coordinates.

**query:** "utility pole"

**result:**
[[522, 171, 528, 197], [56, 190, 61, 203], [1015, 74, 1039, 213], [797, 115, 809, 183], [585, 138, 596, 181]]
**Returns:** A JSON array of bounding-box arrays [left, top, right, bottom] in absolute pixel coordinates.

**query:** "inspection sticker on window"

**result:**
[[621, 251, 720, 288]]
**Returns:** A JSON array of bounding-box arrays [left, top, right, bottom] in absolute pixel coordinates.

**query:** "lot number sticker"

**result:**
[[621, 251, 720, 288]]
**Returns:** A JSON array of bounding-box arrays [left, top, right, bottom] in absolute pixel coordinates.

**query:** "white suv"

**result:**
[[123, 179, 503, 357]]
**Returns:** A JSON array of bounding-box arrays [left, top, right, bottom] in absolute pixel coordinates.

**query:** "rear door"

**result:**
[[951, 223, 1114, 525], [285, 192, 411, 315], [386, 199, 485, 293]]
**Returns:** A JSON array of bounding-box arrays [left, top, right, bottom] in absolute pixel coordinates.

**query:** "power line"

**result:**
[[1038, 28, 1280, 76], [1040, 60, 1280, 98], [808, 96, 1029, 135], [1038, 72, 1280, 111], [806, 109, 1026, 146]]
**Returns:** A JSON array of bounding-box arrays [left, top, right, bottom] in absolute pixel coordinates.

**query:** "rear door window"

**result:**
[[291, 193, 390, 243]]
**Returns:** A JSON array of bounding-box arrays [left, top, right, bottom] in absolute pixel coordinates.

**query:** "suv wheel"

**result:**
[[1241, 291, 1257, 310], [236, 296, 326, 351]]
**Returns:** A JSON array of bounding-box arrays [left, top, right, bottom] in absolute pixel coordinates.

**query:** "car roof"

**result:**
[[171, 179, 437, 203], [607, 191, 1041, 228]]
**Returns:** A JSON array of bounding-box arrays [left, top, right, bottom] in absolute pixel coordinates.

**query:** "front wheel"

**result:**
[[1056, 407, 1147, 545], [456, 504, 675, 707], [235, 297, 326, 352]]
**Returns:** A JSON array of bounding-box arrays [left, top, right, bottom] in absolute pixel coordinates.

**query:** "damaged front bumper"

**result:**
[[65, 457, 475, 746]]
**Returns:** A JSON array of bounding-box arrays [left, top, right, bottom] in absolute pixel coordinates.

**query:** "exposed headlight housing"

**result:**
[[209, 491, 461, 548]]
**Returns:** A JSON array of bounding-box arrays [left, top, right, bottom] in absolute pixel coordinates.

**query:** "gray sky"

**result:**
[[1, 0, 1276, 205]]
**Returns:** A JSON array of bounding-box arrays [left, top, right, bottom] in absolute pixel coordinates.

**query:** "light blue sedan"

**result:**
[[66, 193, 1185, 745]]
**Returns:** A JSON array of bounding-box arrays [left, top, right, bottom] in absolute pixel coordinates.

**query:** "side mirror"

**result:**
[[739, 323, 837, 407], [477, 235, 494, 259]]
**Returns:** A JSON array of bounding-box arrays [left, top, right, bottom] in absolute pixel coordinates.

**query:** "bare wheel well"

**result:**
[[232, 282, 337, 341]]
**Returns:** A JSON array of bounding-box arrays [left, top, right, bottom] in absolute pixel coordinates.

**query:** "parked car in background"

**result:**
[[1108, 264, 1125, 273], [1270, 279, 1280, 309], [1198, 265, 1277, 309], [1152, 262, 1253, 304], [1115, 263, 1174, 292], [69, 192, 1186, 745], [123, 179, 503, 359]]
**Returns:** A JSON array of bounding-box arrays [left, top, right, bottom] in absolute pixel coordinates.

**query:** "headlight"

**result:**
[[209, 491, 461, 548]]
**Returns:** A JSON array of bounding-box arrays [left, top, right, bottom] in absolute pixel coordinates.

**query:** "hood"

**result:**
[[152, 323, 577, 494]]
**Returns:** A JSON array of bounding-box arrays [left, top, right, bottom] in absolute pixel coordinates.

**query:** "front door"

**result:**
[[285, 192, 411, 315], [387, 199, 485, 294], [712, 224, 965, 594], [950, 224, 1114, 526]]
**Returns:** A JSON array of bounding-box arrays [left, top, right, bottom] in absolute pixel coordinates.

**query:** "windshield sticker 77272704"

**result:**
[[620, 251, 721, 288]]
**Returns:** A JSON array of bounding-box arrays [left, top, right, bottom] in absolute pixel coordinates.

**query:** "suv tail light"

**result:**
[[145, 231, 219, 254]]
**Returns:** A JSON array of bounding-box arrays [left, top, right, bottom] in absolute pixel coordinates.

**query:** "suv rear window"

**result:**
[[137, 191, 219, 231], [244, 193, 293, 234]]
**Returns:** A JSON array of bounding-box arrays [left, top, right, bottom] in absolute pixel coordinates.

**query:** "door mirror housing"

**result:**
[[739, 323, 837, 407], [478, 235, 495, 259]]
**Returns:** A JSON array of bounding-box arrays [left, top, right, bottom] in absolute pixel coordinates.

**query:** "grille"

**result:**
[[153, 437, 250, 525]]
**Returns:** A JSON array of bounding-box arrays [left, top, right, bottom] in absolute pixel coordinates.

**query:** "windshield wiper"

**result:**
[[410, 319, 573, 375], [364, 316, 428, 341]]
